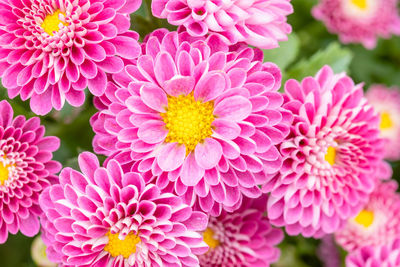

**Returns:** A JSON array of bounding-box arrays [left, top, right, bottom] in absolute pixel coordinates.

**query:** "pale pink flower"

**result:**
[[346, 238, 400, 267], [335, 181, 400, 252], [39, 152, 208, 267], [0, 0, 141, 115], [91, 29, 292, 216], [366, 85, 400, 161], [263, 65, 390, 237], [312, 0, 400, 49], [151, 0, 293, 49]]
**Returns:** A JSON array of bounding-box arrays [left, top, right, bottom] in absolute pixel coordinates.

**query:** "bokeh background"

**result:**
[[0, 0, 399, 266]]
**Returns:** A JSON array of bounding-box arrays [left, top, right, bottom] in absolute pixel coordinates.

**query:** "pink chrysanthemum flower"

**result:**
[[0, 0, 142, 115], [312, 0, 400, 49], [262, 65, 389, 237], [366, 85, 400, 161], [335, 181, 400, 252], [151, 0, 293, 49], [0, 100, 60, 243], [199, 195, 283, 266], [346, 238, 400, 267], [91, 29, 292, 216], [39, 152, 208, 267]]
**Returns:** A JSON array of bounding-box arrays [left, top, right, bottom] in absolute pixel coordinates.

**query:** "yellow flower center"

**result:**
[[0, 161, 10, 186], [203, 228, 220, 249], [161, 93, 215, 153], [104, 231, 141, 259], [354, 210, 374, 227], [41, 10, 68, 36], [350, 0, 368, 10], [325, 146, 336, 166], [379, 111, 393, 130]]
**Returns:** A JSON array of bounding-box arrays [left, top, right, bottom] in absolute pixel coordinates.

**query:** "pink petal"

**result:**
[[0, 222, 8, 244], [80, 59, 98, 79], [84, 44, 106, 62], [157, 142, 186, 171], [78, 152, 100, 182], [180, 153, 204, 186], [140, 84, 168, 112], [182, 211, 208, 231], [19, 213, 40, 237], [194, 138, 222, 169], [30, 89, 53, 115], [154, 52, 177, 85], [194, 72, 226, 102], [163, 76, 195, 97], [138, 120, 168, 144], [88, 70, 107, 96], [0, 100, 13, 127], [212, 119, 240, 140], [119, 0, 142, 16], [96, 57, 124, 73], [214, 96, 252, 121], [65, 90, 86, 107], [110, 36, 140, 59]]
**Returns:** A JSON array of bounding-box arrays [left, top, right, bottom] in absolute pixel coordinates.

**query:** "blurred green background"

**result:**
[[1, 0, 399, 266]]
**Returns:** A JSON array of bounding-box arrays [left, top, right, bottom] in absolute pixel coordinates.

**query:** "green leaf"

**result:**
[[263, 33, 300, 70], [130, 0, 176, 40], [64, 157, 80, 170], [285, 42, 353, 82]]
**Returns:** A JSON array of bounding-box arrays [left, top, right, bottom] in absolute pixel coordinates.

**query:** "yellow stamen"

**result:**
[[380, 111, 393, 130], [325, 146, 336, 166], [41, 10, 68, 36], [203, 228, 220, 249], [161, 93, 215, 153], [0, 161, 10, 186], [354, 210, 374, 227], [350, 0, 368, 10], [104, 231, 141, 258]]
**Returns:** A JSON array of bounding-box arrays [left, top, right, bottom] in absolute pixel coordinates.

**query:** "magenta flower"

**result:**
[[0, 0, 142, 115], [199, 195, 283, 266], [335, 181, 400, 252], [91, 29, 292, 216], [346, 238, 400, 267], [312, 0, 400, 49], [39, 152, 208, 266], [366, 85, 400, 161], [0, 100, 61, 243], [263, 65, 390, 237], [151, 0, 293, 49]]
